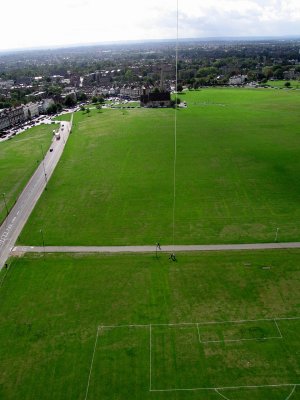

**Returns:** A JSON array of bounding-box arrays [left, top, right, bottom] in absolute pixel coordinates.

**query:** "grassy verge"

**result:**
[[0, 125, 54, 223]]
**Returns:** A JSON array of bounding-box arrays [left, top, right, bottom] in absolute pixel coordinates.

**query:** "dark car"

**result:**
[[50, 148, 53, 152]]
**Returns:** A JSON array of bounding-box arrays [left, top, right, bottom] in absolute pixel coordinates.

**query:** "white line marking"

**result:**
[[149, 383, 300, 392], [215, 388, 232, 400], [201, 336, 282, 344], [99, 316, 300, 329], [196, 323, 202, 344], [285, 385, 296, 400], [274, 319, 283, 338], [85, 327, 100, 400]]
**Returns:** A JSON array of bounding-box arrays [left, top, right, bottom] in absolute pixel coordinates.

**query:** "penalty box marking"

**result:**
[[89, 317, 299, 395], [99, 315, 300, 329]]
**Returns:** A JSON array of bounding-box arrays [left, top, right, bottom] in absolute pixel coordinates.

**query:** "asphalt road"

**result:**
[[0, 118, 72, 269], [11, 242, 300, 255]]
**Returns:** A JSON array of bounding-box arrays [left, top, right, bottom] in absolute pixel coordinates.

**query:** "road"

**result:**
[[0, 118, 72, 269], [11, 242, 300, 255]]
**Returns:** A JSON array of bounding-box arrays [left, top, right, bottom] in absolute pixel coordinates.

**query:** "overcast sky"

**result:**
[[1, 0, 300, 51]]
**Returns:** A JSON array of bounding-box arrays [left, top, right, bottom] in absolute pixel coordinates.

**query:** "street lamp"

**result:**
[[275, 227, 279, 242], [2, 193, 9, 216]]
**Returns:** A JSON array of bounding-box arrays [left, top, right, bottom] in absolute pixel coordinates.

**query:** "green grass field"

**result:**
[[266, 80, 300, 89], [0, 125, 54, 223], [19, 88, 300, 246], [0, 250, 299, 399], [54, 113, 72, 122]]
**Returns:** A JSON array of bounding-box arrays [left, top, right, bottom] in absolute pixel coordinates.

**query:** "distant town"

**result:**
[[1, 37, 300, 137]]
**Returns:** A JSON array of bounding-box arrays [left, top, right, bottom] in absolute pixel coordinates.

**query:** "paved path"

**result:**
[[12, 242, 300, 255], [0, 117, 73, 269]]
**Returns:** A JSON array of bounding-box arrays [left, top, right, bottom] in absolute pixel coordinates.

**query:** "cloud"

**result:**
[[0, 0, 300, 50]]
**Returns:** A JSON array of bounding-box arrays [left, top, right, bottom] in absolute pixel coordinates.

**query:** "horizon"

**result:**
[[1, 34, 300, 55]]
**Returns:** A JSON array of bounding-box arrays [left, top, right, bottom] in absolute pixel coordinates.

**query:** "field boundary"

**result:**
[[84, 316, 300, 398]]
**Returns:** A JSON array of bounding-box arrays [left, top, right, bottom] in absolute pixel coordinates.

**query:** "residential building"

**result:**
[[39, 98, 55, 113], [140, 91, 172, 107], [0, 80, 14, 89], [228, 75, 248, 85], [0, 106, 25, 130], [23, 102, 39, 119], [0, 110, 10, 131]]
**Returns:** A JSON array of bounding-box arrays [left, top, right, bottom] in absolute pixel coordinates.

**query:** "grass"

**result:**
[[53, 113, 72, 122], [19, 88, 300, 245], [265, 80, 300, 89], [0, 124, 54, 223], [0, 249, 299, 399]]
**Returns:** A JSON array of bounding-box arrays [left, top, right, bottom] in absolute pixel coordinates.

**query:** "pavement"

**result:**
[[0, 117, 73, 269], [11, 242, 300, 255]]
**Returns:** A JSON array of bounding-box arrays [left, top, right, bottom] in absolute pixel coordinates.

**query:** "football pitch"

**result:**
[[0, 250, 299, 399], [86, 318, 299, 400]]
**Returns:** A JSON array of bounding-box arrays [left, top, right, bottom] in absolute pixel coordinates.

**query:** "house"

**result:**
[[140, 91, 172, 108], [23, 102, 39, 119], [0, 106, 26, 130], [120, 85, 143, 100], [0, 110, 10, 131], [228, 75, 248, 85], [38, 98, 55, 114]]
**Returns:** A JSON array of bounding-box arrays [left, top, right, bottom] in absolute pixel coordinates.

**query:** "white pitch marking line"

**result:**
[[215, 388, 232, 400], [285, 385, 296, 400], [101, 324, 149, 329], [201, 336, 282, 344], [99, 316, 300, 329], [84, 326, 100, 400], [274, 319, 283, 339], [196, 323, 202, 344], [149, 383, 300, 392]]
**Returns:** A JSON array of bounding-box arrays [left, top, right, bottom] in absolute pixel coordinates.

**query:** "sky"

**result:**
[[1, 0, 300, 51]]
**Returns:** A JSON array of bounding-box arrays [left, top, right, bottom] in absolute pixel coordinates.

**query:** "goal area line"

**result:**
[[149, 383, 299, 392], [98, 315, 300, 329]]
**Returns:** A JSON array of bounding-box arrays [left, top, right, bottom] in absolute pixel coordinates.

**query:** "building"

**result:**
[[8, 106, 26, 126], [39, 98, 55, 114], [120, 85, 143, 99], [0, 80, 14, 89], [0, 110, 10, 131], [283, 69, 300, 80], [228, 75, 248, 85], [0, 106, 26, 131], [23, 102, 39, 119], [140, 91, 172, 107]]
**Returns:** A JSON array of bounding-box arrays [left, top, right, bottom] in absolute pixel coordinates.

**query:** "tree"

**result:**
[[177, 84, 183, 92], [65, 95, 76, 107], [273, 67, 284, 80], [46, 104, 58, 114], [284, 81, 291, 88], [77, 92, 88, 102], [92, 96, 98, 103]]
